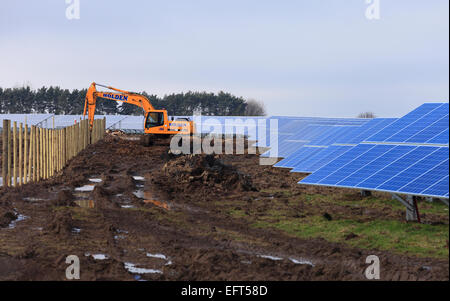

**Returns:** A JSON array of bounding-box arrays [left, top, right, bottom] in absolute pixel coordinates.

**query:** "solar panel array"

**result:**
[[276, 118, 397, 173], [258, 117, 368, 158], [299, 103, 449, 199]]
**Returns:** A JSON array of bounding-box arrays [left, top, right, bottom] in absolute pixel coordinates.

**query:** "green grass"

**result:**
[[225, 190, 449, 259], [252, 216, 449, 259]]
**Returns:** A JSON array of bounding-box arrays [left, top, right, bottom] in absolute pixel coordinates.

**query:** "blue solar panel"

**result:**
[[366, 103, 448, 143], [297, 145, 352, 173], [300, 144, 375, 184], [385, 103, 449, 143], [274, 145, 319, 167], [338, 145, 413, 187], [299, 103, 449, 198], [427, 128, 449, 144], [308, 126, 357, 146], [422, 175, 449, 197], [376, 147, 448, 192], [344, 118, 397, 144], [274, 118, 396, 173], [300, 146, 449, 198], [408, 115, 449, 144]]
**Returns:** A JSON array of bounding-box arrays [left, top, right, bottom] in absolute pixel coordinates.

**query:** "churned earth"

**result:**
[[0, 134, 448, 281]]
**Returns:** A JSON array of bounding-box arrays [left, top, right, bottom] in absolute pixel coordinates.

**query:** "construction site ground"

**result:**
[[0, 135, 448, 281]]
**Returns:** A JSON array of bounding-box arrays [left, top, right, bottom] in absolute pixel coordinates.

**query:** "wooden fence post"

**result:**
[[13, 122, 17, 187], [50, 129, 53, 177], [19, 123, 23, 186], [2, 120, 7, 187], [7, 120, 11, 187], [24, 123, 28, 184], [30, 126, 35, 182], [39, 127, 43, 180]]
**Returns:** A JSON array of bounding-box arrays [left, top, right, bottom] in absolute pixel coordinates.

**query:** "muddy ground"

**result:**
[[0, 135, 448, 281]]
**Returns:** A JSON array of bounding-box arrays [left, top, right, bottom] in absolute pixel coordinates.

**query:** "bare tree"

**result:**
[[358, 112, 376, 118], [245, 99, 266, 116]]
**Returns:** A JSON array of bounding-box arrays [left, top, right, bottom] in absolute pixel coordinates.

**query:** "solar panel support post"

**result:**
[[439, 198, 449, 207], [391, 194, 419, 222]]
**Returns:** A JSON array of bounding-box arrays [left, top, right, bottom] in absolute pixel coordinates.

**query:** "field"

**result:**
[[0, 135, 448, 280]]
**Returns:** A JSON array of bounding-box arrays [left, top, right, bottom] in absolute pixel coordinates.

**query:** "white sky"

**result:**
[[0, 0, 448, 117]]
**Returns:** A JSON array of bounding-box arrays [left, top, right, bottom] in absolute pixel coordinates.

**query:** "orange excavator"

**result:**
[[83, 82, 195, 145]]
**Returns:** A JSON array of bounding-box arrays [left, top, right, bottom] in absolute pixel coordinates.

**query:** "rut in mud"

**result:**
[[0, 135, 448, 281]]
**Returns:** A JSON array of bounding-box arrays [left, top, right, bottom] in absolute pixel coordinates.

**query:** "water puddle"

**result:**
[[85, 253, 109, 260], [133, 190, 145, 199], [258, 255, 283, 261], [75, 184, 95, 192], [257, 254, 314, 266], [89, 178, 103, 183], [72, 227, 81, 234], [289, 258, 314, 266], [7, 210, 29, 229], [145, 252, 172, 265], [123, 262, 162, 275], [146, 253, 167, 260], [121, 205, 135, 209]]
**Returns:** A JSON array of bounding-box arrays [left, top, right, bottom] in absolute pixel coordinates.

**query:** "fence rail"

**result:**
[[1, 118, 105, 187]]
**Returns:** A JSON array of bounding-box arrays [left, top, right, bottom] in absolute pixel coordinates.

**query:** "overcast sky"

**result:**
[[0, 0, 448, 117]]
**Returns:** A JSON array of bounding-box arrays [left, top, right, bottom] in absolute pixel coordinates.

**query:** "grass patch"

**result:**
[[252, 216, 449, 259]]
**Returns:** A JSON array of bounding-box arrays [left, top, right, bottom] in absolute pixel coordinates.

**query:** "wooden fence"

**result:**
[[1, 118, 105, 187]]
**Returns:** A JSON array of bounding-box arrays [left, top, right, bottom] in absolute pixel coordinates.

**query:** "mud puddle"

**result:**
[[132, 175, 172, 210], [123, 262, 162, 275], [6, 210, 29, 229]]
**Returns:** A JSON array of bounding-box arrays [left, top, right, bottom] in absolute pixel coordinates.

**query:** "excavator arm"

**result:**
[[83, 82, 155, 129]]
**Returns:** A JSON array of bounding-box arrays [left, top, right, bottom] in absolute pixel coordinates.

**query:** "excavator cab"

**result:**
[[145, 111, 165, 129]]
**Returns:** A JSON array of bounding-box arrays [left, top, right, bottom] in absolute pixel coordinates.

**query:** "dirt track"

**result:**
[[0, 135, 448, 281]]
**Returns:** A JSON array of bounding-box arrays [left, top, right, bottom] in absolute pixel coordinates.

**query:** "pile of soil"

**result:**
[[44, 209, 74, 236], [161, 154, 256, 192], [0, 208, 16, 228]]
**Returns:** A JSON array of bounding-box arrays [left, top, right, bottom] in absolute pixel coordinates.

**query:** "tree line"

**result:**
[[0, 86, 266, 116]]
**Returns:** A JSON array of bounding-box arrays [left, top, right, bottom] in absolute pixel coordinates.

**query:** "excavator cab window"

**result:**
[[145, 112, 164, 128]]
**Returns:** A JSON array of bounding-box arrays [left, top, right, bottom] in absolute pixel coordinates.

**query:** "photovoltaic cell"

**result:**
[[366, 103, 448, 143], [385, 104, 449, 143], [298, 146, 352, 173], [427, 128, 449, 145]]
